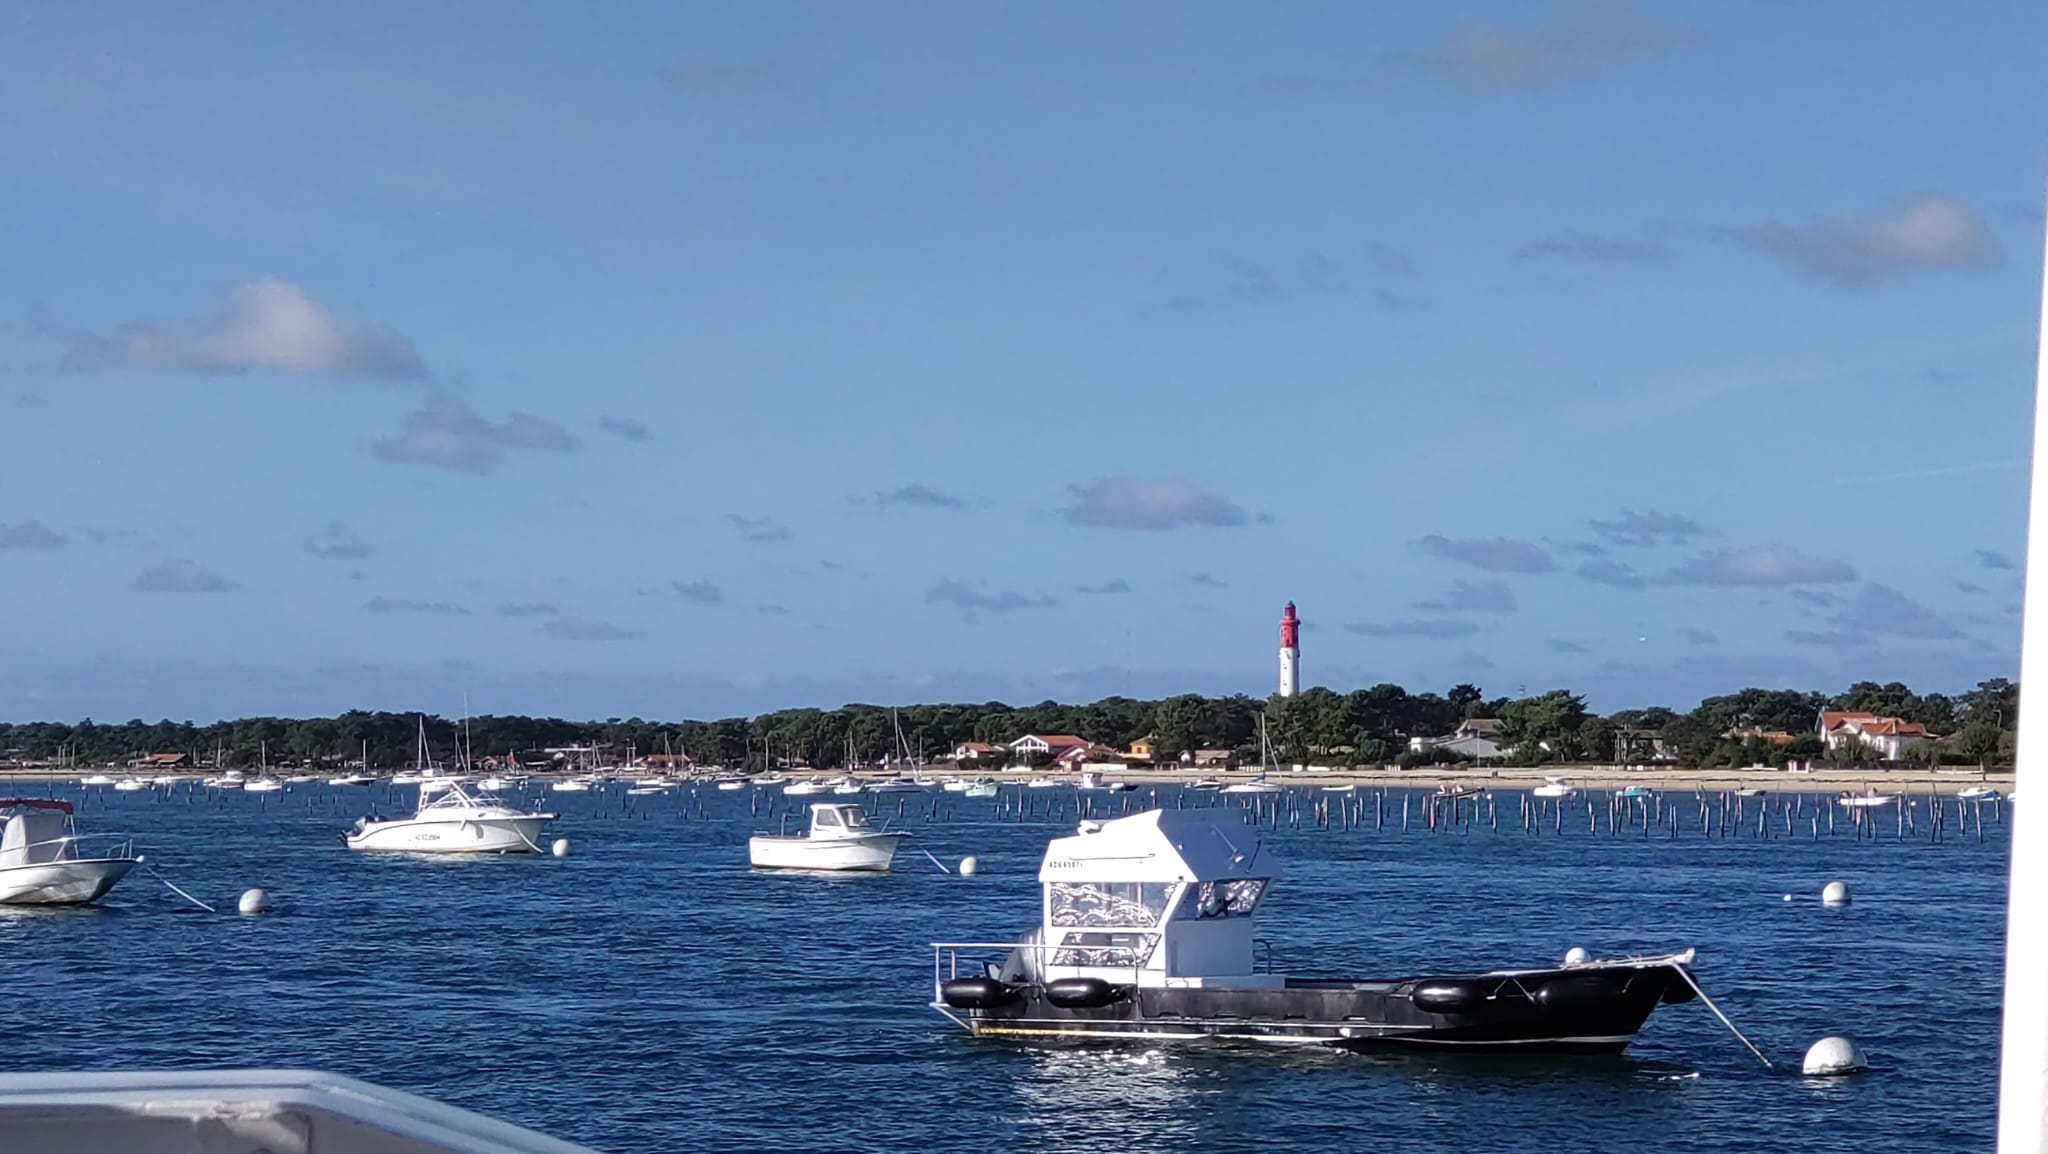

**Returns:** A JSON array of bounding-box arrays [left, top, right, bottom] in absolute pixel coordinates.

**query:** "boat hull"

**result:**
[[345, 815, 551, 854], [748, 833, 907, 872], [0, 858, 137, 905], [939, 963, 1692, 1052]]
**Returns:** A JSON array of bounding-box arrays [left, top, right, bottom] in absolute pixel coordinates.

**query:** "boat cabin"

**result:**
[[1030, 809, 1281, 989], [0, 799, 74, 868], [808, 804, 875, 837]]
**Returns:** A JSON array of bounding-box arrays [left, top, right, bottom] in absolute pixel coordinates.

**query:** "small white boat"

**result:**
[[0, 798, 137, 904], [941, 779, 972, 793], [1320, 783, 1357, 794], [784, 780, 829, 797], [285, 774, 320, 784], [1188, 779, 1223, 791], [1433, 783, 1484, 800], [633, 777, 675, 789], [551, 777, 594, 793], [152, 775, 189, 786], [868, 777, 925, 794], [1837, 789, 1900, 809], [831, 780, 866, 796], [390, 772, 423, 786], [344, 783, 554, 854], [244, 777, 285, 794], [206, 771, 247, 790], [327, 773, 375, 786], [78, 774, 116, 788], [1223, 777, 1283, 795], [477, 776, 513, 792], [1532, 777, 1578, 800], [964, 781, 999, 799], [625, 785, 667, 796], [113, 779, 150, 793], [1025, 778, 1060, 789], [1958, 786, 2002, 801], [748, 803, 907, 872], [1076, 772, 1134, 793], [715, 779, 748, 791]]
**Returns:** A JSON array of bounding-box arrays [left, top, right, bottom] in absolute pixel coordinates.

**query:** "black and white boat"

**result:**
[[932, 808, 1698, 1053]]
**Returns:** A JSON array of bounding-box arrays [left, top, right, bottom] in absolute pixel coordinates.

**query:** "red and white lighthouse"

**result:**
[[1278, 602, 1300, 697]]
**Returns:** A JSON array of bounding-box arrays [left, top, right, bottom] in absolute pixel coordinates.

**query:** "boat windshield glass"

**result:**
[[1174, 878, 1266, 919], [841, 809, 871, 829], [814, 808, 842, 828], [1047, 882, 1174, 928]]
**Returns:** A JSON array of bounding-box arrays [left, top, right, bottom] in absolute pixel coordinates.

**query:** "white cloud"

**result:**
[[1403, 2, 1689, 90], [1062, 478, 1252, 531], [375, 398, 575, 471], [1670, 546, 1855, 587], [77, 278, 424, 379], [135, 558, 233, 593], [1725, 197, 1996, 287]]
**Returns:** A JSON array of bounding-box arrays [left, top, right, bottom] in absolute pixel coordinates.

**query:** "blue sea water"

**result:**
[[0, 782, 2009, 1153]]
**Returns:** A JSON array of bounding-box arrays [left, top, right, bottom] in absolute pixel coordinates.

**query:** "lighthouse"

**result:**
[[1278, 602, 1300, 697]]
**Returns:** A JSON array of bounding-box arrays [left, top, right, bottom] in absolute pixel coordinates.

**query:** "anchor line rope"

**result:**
[[919, 849, 953, 874], [1673, 965, 1773, 1070], [145, 864, 217, 913]]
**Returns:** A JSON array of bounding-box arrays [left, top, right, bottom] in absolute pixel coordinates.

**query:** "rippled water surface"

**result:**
[[0, 782, 2009, 1153]]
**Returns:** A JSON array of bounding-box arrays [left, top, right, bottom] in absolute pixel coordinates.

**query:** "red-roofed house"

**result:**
[[1054, 743, 1123, 769], [952, 742, 999, 762], [1820, 712, 1930, 761]]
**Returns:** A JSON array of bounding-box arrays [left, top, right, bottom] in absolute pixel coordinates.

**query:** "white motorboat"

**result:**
[[1433, 783, 1484, 800], [152, 775, 189, 786], [941, 779, 972, 793], [625, 786, 667, 796], [868, 777, 925, 794], [285, 774, 320, 784], [328, 773, 376, 786], [244, 777, 285, 794], [477, 776, 514, 792], [206, 771, 247, 790], [964, 781, 1000, 799], [79, 774, 116, 787], [1025, 778, 1060, 789], [784, 779, 829, 796], [344, 783, 554, 854], [113, 779, 150, 793], [390, 772, 423, 786], [831, 780, 866, 796], [633, 777, 675, 789], [1076, 772, 1134, 793], [0, 798, 137, 905], [551, 778, 593, 793], [1320, 783, 1357, 794], [715, 779, 747, 791], [1959, 786, 2002, 801], [1532, 777, 1578, 799], [1837, 789, 1900, 809], [748, 803, 907, 872]]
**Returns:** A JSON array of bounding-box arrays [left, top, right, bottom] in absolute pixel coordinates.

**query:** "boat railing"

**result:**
[[932, 939, 1148, 994], [1253, 938, 1273, 974], [2, 833, 137, 864]]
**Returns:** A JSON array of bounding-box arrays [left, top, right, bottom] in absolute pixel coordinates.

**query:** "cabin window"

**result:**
[[1052, 931, 1160, 968], [1175, 878, 1266, 920], [814, 809, 841, 828], [1046, 881, 1174, 928], [841, 809, 870, 830]]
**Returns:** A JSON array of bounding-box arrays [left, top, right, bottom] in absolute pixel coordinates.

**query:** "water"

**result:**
[[0, 783, 2008, 1153]]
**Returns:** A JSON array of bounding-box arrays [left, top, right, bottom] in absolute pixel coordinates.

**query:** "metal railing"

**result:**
[[0, 833, 136, 865]]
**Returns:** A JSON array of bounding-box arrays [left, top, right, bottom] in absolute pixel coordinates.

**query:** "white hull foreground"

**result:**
[[0, 858, 137, 905]]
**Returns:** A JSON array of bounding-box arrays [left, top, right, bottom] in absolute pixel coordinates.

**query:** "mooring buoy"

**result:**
[[237, 888, 270, 915], [1802, 1035, 1866, 1075]]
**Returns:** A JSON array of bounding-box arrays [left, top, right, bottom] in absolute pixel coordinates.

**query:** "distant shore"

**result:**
[[3, 764, 2004, 797]]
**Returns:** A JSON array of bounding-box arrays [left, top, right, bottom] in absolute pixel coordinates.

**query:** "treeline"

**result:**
[[0, 678, 2019, 770]]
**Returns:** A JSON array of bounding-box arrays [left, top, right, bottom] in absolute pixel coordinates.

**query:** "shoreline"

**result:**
[[5, 764, 2009, 796]]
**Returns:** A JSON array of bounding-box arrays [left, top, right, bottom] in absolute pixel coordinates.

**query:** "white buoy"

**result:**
[[1783, 894, 1793, 902], [1822, 880, 1850, 906], [1802, 1035, 1867, 1075], [1564, 946, 1590, 965], [237, 888, 270, 915], [551, 838, 570, 858], [959, 855, 980, 877]]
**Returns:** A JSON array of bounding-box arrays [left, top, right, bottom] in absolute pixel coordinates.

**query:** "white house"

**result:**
[[1010, 734, 1091, 759], [1408, 718, 1504, 761], [1818, 710, 1930, 761]]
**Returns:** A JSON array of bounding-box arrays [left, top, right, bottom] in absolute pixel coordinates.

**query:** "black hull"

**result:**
[[941, 963, 1693, 1053]]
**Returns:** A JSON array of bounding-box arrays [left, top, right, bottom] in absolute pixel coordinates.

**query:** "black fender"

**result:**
[[1411, 980, 1485, 1012], [1532, 975, 1619, 1009], [1044, 977, 1124, 1008], [941, 977, 1019, 1010]]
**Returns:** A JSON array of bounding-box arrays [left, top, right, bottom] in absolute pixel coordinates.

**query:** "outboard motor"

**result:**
[[997, 925, 1044, 987]]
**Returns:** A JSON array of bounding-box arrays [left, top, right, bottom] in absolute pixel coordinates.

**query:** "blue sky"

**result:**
[[2, 1, 2044, 722]]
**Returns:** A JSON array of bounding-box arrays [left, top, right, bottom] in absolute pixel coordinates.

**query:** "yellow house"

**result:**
[[1127, 736, 1155, 761]]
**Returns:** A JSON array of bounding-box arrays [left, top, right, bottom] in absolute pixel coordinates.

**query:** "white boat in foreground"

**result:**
[[344, 783, 554, 854], [1959, 786, 2003, 801], [748, 803, 907, 872], [0, 798, 137, 905], [1837, 789, 1901, 809]]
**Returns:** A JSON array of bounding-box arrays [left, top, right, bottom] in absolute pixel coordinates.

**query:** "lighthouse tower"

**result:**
[[1278, 602, 1300, 697]]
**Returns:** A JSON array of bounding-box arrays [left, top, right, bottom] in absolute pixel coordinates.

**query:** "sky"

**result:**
[[2, 1, 2045, 723]]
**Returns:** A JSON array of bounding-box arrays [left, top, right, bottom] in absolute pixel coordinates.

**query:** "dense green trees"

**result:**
[[0, 676, 2020, 769]]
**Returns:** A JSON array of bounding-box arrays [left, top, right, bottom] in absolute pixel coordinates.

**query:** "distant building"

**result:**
[[1408, 719, 1503, 761], [130, 752, 192, 769], [1126, 736, 1155, 762], [1724, 726, 1797, 746], [952, 742, 999, 762], [1819, 711, 1931, 761], [1182, 748, 1235, 769], [1010, 734, 1091, 759], [1055, 743, 1122, 770]]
